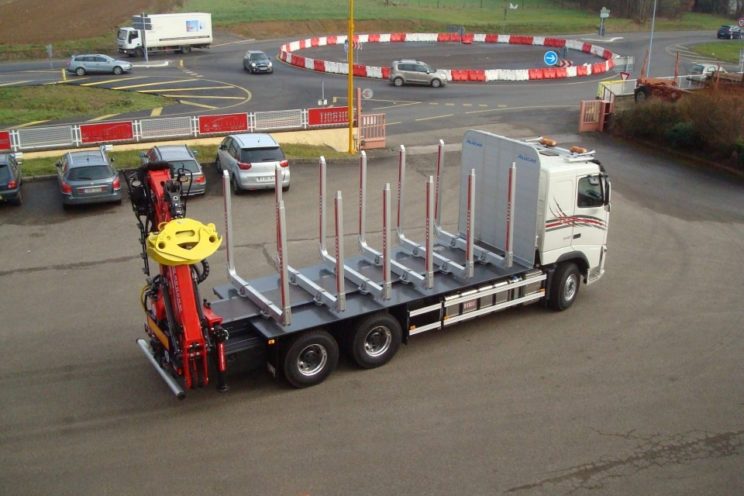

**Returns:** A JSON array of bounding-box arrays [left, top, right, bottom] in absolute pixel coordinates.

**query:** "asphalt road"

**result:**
[[1, 121, 743, 494]]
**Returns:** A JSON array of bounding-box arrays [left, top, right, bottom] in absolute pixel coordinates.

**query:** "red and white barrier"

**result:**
[[278, 32, 616, 82]]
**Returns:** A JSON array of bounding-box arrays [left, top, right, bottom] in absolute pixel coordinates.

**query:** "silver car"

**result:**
[[215, 133, 290, 193], [243, 50, 273, 74], [141, 145, 206, 196], [56, 146, 122, 207], [68, 54, 133, 76], [389, 59, 447, 88]]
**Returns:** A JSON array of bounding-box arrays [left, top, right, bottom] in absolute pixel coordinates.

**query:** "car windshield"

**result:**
[[240, 147, 284, 163], [67, 165, 113, 181], [250, 53, 268, 62], [169, 160, 200, 173]]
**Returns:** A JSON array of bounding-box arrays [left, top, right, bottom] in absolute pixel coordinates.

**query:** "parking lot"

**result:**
[[1, 132, 743, 495]]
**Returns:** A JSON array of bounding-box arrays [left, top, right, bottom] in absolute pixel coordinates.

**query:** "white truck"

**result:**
[[117, 12, 212, 57], [131, 131, 611, 397]]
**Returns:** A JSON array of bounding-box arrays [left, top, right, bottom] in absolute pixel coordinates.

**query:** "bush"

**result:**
[[664, 121, 699, 149]]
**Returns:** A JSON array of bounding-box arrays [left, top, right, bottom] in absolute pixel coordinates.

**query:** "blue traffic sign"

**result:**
[[544, 50, 558, 67]]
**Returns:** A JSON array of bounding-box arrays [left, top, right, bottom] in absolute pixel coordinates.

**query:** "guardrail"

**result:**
[[0, 106, 350, 153]]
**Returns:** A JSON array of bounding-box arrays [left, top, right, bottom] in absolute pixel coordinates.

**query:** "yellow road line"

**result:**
[[88, 114, 120, 122], [0, 80, 32, 87], [47, 77, 90, 85], [138, 86, 234, 93], [81, 76, 149, 87], [15, 120, 50, 128], [150, 107, 163, 117], [158, 94, 245, 100], [178, 100, 218, 110], [111, 78, 197, 90], [415, 114, 454, 122]]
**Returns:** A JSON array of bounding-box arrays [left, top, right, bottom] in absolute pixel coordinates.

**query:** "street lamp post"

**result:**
[[647, 0, 658, 76], [347, 0, 355, 154]]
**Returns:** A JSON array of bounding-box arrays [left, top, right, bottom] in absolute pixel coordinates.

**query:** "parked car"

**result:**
[[717, 25, 742, 39], [141, 145, 206, 196], [56, 146, 122, 207], [243, 50, 273, 74], [215, 133, 290, 193], [687, 63, 727, 81], [0, 152, 23, 206], [389, 59, 447, 88], [67, 54, 133, 76]]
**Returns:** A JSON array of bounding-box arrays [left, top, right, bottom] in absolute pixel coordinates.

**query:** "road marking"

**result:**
[[48, 77, 90, 84], [415, 114, 454, 122], [138, 85, 234, 93], [374, 101, 421, 110], [178, 100, 218, 109], [428, 102, 439, 105], [150, 107, 163, 117], [15, 120, 50, 128], [111, 78, 197, 90], [81, 76, 148, 87], [0, 80, 32, 87], [88, 113, 120, 122], [444, 103, 455, 106], [479, 104, 488, 107], [463, 103, 473, 107], [159, 94, 245, 100], [465, 104, 573, 115], [213, 39, 254, 47]]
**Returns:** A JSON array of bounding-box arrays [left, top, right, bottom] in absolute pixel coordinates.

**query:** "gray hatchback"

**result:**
[[56, 146, 122, 207]]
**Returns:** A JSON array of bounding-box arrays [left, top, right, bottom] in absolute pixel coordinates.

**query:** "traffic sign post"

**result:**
[[599, 7, 610, 37], [544, 51, 558, 67]]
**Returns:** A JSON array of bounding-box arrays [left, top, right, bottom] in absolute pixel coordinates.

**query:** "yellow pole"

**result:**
[[347, 0, 355, 154], [61, 68, 67, 81]]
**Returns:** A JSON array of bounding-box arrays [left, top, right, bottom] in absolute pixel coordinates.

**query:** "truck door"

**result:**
[[543, 178, 575, 255], [573, 174, 609, 269]]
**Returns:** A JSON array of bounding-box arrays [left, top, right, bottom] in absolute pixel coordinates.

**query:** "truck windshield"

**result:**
[[117, 29, 127, 40]]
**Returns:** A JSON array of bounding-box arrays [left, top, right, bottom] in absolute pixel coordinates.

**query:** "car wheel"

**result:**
[[113, 66, 123, 75], [282, 184, 290, 192], [10, 189, 22, 206], [231, 175, 241, 195], [393, 77, 404, 87], [215, 156, 222, 172], [431, 78, 442, 88], [75, 67, 85, 76]]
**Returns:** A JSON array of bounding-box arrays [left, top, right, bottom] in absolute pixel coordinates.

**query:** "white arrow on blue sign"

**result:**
[[544, 50, 558, 66]]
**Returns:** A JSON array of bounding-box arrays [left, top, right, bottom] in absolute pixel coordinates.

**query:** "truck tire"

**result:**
[[281, 329, 339, 388], [180, 46, 192, 54], [347, 312, 402, 369], [135, 47, 144, 58], [548, 262, 580, 311], [634, 86, 650, 103]]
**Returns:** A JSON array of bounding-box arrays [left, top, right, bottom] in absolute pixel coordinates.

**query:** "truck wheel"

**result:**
[[348, 313, 402, 369], [181, 46, 192, 54], [634, 87, 650, 103], [548, 262, 580, 311], [281, 329, 339, 388], [75, 67, 85, 76], [135, 47, 144, 58], [393, 77, 404, 87]]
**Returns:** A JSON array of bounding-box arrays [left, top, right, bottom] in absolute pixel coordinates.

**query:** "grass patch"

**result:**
[[689, 40, 744, 64], [0, 85, 172, 127], [20, 143, 350, 177], [183, 0, 731, 33], [0, 35, 112, 61]]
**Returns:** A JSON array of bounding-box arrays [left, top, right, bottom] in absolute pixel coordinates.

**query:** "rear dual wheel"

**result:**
[[347, 313, 402, 369]]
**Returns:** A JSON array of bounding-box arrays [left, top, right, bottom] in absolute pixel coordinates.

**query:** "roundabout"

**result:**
[[278, 32, 618, 82]]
